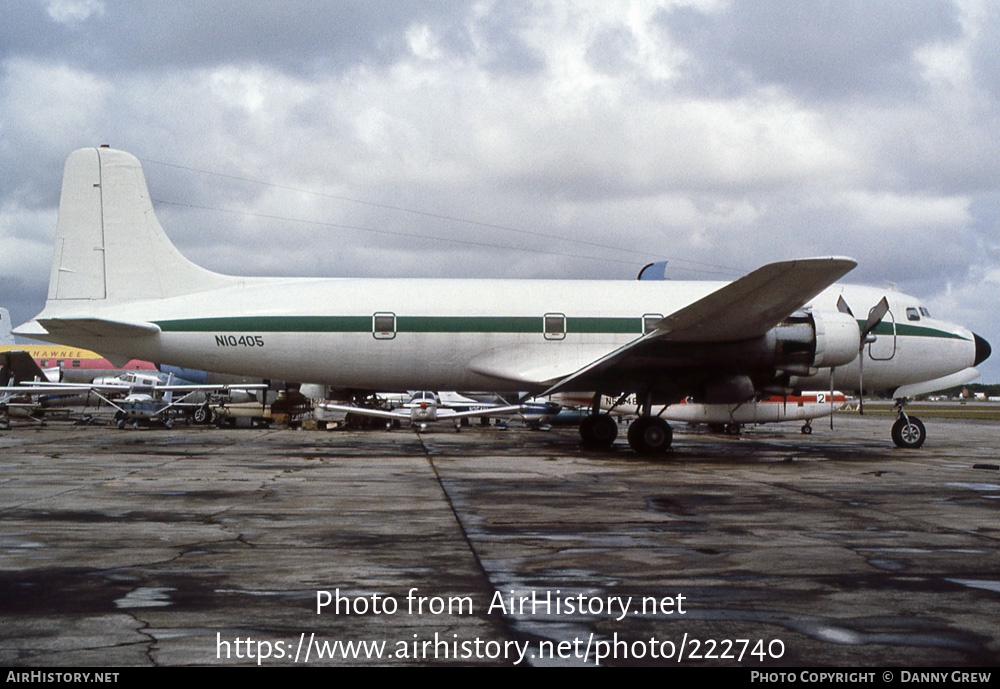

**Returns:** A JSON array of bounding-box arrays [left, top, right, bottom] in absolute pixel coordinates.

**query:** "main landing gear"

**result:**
[[578, 392, 673, 455], [627, 416, 673, 454], [579, 412, 618, 449], [891, 400, 926, 449]]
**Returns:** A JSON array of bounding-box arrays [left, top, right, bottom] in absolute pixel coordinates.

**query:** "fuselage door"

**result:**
[[867, 309, 897, 360]]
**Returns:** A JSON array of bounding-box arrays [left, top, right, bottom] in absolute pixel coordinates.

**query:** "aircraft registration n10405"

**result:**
[[14, 147, 992, 453]]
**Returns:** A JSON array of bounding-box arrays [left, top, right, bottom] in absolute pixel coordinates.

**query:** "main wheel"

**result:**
[[891, 415, 926, 449], [627, 417, 673, 454], [580, 413, 618, 449]]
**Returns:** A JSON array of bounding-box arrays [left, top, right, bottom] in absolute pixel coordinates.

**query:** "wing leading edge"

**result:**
[[537, 256, 857, 397]]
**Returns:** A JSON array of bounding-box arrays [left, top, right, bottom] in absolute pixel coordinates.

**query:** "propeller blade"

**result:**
[[858, 353, 865, 415], [861, 296, 890, 341], [837, 295, 854, 317], [829, 368, 835, 430]]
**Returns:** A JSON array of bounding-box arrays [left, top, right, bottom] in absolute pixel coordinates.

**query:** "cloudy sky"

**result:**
[[2, 0, 998, 381]]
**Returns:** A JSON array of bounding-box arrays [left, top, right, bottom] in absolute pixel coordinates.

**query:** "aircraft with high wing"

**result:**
[[318, 391, 523, 431], [2, 371, 268, 429], [13, 147, 992, 452]]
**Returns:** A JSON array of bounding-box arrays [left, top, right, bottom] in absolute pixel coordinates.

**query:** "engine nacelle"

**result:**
[[769, 310, 859, 375], [811, 310, 861, 368]]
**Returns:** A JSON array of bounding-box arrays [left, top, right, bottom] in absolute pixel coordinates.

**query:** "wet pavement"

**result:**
[[1, 415, 998, 666]]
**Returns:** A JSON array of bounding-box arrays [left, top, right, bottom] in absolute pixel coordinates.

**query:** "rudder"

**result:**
[[46, 147, 234, 303]]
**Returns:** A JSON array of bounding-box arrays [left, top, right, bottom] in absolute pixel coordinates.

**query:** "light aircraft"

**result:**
[[318, 391, 523, 431], [14, 147, 991, 453], [2, 370, 267, 429]]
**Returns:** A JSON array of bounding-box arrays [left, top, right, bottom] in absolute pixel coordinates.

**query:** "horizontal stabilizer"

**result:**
[[30, 318, 161, 340]]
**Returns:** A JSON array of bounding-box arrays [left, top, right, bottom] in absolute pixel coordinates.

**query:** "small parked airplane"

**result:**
[[318, 391, 523, 431], [2, 371, 267, 428], [13, 147, 991, 452]]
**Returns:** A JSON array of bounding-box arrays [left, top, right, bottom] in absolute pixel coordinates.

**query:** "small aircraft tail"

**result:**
[[45, 146, 234, 303], [0, 307, 13, 345]]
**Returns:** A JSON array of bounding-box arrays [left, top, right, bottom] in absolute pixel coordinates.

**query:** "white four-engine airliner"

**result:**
[[14, 147, 991, 453]]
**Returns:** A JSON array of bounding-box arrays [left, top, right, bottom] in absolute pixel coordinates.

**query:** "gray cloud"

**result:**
[[659, 0, 962, 100], [2, 1, 998, 381]]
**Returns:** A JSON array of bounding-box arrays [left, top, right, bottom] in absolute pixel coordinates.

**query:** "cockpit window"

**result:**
[[919, 306, 931, 317], [906, 307, 920, 321]]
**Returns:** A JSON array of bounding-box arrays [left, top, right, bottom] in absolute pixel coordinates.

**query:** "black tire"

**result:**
[[580, 414, 617, 449], [801, 424, 812, 435], [891, 416, 926, 449], [193, 404, 212, 425], [627, 417, 673, 454]]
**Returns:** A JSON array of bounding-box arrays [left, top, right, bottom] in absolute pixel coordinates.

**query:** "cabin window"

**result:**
[[642, 313, 663, 334], [373, 313, 396, 340], [543, 313, 566, 340], [72, 360, 81, 367], [40, 359, 48, 367], [906, 307, 920, 322]]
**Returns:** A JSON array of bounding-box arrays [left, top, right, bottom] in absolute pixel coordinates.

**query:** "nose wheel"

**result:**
[[891, 414, 926, 448]]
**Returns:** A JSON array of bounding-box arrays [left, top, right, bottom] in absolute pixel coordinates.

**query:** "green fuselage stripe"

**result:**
[[865, 320, 968, 340], [154, 315, 644, 335], [151, 316, 965, 340]]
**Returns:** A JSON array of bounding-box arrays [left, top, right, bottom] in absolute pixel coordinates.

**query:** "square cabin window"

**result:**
[[544, 313, 566, 340], [373, 313, 396, 340]]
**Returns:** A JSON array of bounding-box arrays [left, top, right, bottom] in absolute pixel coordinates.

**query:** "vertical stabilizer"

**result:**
[[49, 149, 106, 300], [46, 147, 234, 303], [0, 307, 13, 344]]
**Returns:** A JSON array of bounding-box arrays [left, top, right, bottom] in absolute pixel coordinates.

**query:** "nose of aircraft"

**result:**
[[974, 333, 992, 366]]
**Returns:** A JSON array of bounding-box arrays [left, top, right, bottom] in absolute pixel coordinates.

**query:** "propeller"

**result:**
[[838, 295, 890, 415]]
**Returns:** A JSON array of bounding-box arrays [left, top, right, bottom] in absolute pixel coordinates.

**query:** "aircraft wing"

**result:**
[[317, 403, 410, 421], [146, 383, 269, 393], [316, 402, 524, 422], [431, 404, 524, 420], [1, 384, 96, 402], [537, 256, 857, 396], [650, 256, 857, 341]]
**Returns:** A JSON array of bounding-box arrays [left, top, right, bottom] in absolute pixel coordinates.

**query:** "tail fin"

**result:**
[[47, 147, 234, 302], [0, 307, 13, 344]]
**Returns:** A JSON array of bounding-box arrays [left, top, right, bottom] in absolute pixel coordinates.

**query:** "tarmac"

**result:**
[[1, 414, 998, 667]]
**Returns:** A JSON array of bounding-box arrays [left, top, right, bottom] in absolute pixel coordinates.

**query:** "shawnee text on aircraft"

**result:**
[[317, 391, 523, 431], [0, 342, 154, 383], [14, 147, 991, 453], [527, 391, 848, 435]]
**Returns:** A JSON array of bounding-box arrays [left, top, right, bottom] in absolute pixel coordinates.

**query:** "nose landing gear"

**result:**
[[891, 400, 926, 449]]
